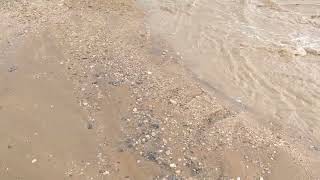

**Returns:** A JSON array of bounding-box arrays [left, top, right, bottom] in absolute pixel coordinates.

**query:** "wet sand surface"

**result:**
[[0, 0, 319, 179]]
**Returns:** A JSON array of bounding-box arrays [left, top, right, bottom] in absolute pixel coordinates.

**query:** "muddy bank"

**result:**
[[0, 0, 318, 179]]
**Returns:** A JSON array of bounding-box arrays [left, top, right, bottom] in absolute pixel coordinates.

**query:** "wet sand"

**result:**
[[0, 0, 319, 179]]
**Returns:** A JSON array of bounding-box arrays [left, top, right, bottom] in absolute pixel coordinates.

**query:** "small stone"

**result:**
[[175, 170, 181, 174], [165, 150, 171, 156], [169, 99, 177, 105], [237, 177, 241, 180], [151, 132, 156, 136], [147, 71, 152, 75], [103, 171, 110, 175], [294, 47, 307, 56], [133, 108, 137, 112], [8, 65, 17, 72], [260, 177, 264, 180], [31, 159, 37, 163], [87, 122, 93, 129], [169, 163, 176, 168]]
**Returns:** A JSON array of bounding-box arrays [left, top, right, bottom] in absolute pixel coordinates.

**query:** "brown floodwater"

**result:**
[[138, 0, 320, 143]]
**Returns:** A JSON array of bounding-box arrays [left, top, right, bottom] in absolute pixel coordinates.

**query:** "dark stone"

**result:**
[[99, 169, 105, 174], [87, 122, 93, 129], [150, 123, 160, 129], [146, 151, 157, 162]]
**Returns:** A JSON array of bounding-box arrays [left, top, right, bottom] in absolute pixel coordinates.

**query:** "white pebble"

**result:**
[[31, 159, 37, 163], [169, 99, 177, 105]]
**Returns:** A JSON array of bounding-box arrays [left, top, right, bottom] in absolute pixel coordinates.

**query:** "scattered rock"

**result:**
[[102, 170, 110, 175]]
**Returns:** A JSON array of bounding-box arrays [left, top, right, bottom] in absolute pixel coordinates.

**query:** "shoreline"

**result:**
[[0, 0, 319, 179]]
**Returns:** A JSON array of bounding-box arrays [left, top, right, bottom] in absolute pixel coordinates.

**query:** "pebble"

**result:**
[[103, 171, 110, 175], [169, 99, 177, 105], [8, 65, 17, 72], [147, 71, 152, 75], [151, 132, 156, 136], [133, 108, 138, 112], [165, 150, 171, 156], [31, 159, 37, 163], [169, 163, 177, 168]]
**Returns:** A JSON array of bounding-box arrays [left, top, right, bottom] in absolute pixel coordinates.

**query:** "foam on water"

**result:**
[[138, 0, 320, 143]]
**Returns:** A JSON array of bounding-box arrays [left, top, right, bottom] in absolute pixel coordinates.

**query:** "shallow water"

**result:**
[[138, 0, 320, 142]]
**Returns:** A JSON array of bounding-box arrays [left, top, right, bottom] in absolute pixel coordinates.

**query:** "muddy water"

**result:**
[[138, 0, 320, 142]]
